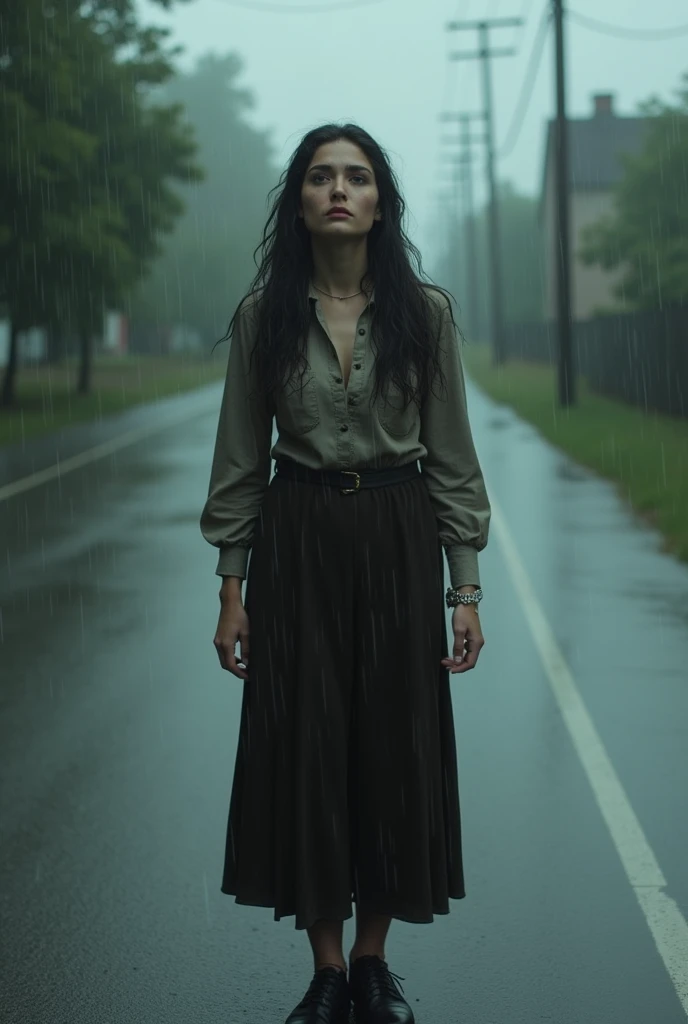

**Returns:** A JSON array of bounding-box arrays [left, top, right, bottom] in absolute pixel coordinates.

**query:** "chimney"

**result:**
[[593, 93, 614, 116]]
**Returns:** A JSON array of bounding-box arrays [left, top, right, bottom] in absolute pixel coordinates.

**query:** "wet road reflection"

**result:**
[[1, 379, 686, 1023]]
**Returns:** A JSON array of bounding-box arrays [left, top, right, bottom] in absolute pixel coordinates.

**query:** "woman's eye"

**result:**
[[311, 174, 366, 184]]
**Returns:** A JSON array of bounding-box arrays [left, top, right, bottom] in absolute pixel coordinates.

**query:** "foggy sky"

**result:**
[[136, 0, 688, 266]]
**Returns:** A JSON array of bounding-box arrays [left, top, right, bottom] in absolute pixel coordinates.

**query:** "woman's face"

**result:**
[[298, 138, 381, 240]]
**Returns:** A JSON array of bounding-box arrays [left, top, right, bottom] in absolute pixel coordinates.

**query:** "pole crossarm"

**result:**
[[446, 18, 523, 29], [441, 14, 521, 364], [438, 112, 486, 122], [449, 48, 516, 60], [439, 142, 486, 156]]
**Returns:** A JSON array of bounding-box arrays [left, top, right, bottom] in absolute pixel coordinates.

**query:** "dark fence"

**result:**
[[503, 307, 688, 419]]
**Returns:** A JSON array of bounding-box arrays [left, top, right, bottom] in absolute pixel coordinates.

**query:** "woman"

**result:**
[[200, 123, 491, 1024]]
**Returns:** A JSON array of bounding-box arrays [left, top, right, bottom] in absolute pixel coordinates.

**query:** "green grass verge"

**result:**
[[461, 341, 688, 567], [3, 345, 686, 568], [0, 353, 227, 448]]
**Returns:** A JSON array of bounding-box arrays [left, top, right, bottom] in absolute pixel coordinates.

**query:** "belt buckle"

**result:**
[[340, 471, 360, 495]]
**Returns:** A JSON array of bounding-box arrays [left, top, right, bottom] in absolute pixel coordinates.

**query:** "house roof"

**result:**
[[539, 100, 651, 214]]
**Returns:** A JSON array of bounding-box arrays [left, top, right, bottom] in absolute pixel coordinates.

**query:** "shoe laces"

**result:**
[[352, 955, 406, 998], [301, 966, 347, 1015]]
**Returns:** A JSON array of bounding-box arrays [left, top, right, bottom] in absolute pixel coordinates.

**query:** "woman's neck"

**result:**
[[310, 240, 370, 298]]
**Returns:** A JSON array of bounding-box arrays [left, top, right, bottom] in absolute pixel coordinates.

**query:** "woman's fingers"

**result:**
[[227, 646, 249, 680], [218, 640, 248, 680], [213, 602, 251, 680], [453, 626, 467, 664], [452, 605, 484, 673], [441, 615, 485, 673], [455, 635, 481, 672], [213, 620, 250, 680]]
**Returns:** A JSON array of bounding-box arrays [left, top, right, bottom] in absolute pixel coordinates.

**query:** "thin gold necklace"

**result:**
[[312, 282, 363, 301]]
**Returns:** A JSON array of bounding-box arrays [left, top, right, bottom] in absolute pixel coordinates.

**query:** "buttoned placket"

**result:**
[[313, 300, 369, 469]]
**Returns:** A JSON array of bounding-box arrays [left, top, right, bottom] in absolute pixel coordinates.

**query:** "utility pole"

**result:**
[[444, 113, 481, 333], [459, 114, 480, 340], [439, 112, 484, 338], [552, 0, 575, 406], [438, 147, 470, 332], [447, 17, 522, 367]]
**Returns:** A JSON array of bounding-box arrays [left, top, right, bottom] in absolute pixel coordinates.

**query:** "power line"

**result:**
[[508, 0, 539, 51], [215, 0, 388, 11], [498, 5, 551, 158], [566, 9, 688, 41], [517, 0, 539, 22], [495, 0, 548, 156], [448, 17, 524, 366]]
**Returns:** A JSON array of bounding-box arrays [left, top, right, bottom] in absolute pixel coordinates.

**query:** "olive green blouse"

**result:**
[[200, 282, 491, 589]]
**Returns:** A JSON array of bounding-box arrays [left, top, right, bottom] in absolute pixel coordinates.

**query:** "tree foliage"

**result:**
[[126, 52, 281, 347], [579, 75, 688, 310], [0, 0, 201, 402]]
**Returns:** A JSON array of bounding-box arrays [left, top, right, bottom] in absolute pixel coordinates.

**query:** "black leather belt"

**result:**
[[274, 457, 420, 495]]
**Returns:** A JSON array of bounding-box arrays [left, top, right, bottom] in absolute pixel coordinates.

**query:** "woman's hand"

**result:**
[[213, 600, 250, 680], [441, 604, 485, 674]]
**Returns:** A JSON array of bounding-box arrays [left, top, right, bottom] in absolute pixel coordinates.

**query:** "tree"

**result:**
[[0, 2, 99, 402], [126, 52, 280, 346], [579, 75, 688, 311], [0, 0, 202, 404]]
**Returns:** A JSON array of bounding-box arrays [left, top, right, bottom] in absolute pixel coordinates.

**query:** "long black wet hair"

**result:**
[[215, 122, 461, 411]]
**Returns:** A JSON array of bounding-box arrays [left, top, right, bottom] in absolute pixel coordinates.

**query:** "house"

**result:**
[[540, 93, 651, 321]]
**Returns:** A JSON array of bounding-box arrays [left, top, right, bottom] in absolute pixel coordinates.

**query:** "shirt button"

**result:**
[[340, 424, 349, 432], [354, 363, 361, 370], [358, 328, 365, 335], [335, 376, 343, 383]]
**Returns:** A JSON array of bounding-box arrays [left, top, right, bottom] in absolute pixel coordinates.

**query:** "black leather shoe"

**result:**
[[348, 955, 415, 1023], [284, 965, 351, 1024]]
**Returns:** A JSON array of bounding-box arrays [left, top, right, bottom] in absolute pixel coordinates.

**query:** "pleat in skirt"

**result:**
[[220, 461, 466, 930]]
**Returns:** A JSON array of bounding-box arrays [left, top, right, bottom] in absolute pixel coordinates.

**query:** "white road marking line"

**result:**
[[0, 410, 206, 504], [4, 399, 686, 1012], [486, 480, 688, 1016]]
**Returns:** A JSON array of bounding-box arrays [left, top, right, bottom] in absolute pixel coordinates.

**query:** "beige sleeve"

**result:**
[[419, 294, 491, 589], [199, 299, 274, 578]]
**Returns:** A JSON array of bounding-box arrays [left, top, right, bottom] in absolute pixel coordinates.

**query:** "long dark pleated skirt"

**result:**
[[220, 462, 466, 930]]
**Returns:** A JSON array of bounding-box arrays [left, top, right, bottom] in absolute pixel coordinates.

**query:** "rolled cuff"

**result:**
[[445, 544, 481, 591], [215, 545, 250, 579]]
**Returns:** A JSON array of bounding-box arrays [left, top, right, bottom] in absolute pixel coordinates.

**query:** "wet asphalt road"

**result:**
[[1, 378, 687, 1024]]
